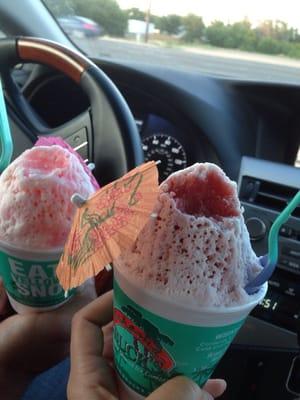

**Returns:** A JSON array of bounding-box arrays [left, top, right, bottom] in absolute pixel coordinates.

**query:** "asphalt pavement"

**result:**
[[75, 37, 300, 85]]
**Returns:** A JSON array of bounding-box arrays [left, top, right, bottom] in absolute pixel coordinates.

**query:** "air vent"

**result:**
[[240, 176, 300, 218]]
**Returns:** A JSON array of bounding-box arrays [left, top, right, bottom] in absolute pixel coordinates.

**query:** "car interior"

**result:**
[[0, 1, 299, 399]]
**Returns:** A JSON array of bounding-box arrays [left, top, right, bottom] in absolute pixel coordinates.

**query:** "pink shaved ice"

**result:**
[[35, 136, 99, 190], [115, 163, 261, 307], [0, 145, 95, 250]]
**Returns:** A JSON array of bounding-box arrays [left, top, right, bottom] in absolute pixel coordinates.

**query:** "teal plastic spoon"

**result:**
[[245, 190, 300, 294], [0, 79, 13, 172]]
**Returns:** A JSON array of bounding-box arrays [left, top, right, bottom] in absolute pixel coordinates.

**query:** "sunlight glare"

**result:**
[[117, 0, 300, 29]]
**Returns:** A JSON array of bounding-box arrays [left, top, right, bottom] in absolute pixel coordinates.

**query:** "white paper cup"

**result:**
[[0, 240, 74, 313], [113, 266, 267, 399]]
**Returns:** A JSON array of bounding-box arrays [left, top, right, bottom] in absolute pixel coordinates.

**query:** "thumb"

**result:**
[[147, 376, 213, 400]]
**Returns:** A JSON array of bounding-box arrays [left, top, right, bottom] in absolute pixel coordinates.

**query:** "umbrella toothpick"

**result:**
[[71, 193, 87, 208], [87, 163, 95, 171], [57, 161, 159, 290]]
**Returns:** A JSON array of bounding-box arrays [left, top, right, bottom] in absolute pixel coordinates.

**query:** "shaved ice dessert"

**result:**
[[116, 162, 261, 306], [35, 136, 99, 192], [0, 144, 96, 313], [0, 145, 95, 249], [113, 163, 267, 399]]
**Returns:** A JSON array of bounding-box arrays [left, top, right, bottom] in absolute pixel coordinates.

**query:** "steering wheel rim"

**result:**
[[0, 36, 144, 185]]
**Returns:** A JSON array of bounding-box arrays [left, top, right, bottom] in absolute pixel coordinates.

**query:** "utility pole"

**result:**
[[145, 0, 152, 43]]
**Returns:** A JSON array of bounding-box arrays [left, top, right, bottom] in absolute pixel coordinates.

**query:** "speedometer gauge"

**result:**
[[142, 134, 187, 181]]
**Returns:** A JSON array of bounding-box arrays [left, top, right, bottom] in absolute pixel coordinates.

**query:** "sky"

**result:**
[[117, 0, 300, 29]]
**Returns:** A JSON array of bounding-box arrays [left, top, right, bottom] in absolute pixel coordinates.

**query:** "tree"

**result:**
[[206, 19, 256, 50], [273, 20, 292, 41], [256, 19, 294, 42], [44, 0, 75, 16], [71, 0, 127, 37], [256, 19, 274, 39], [226, 20, 256, 50], [204, 16, 300, 59], [158, 14, 182, 35], [123, 7, 159, 27], [125, 7, 145, 21], [289, 28, 300, 43], [256, 37, 287, 54], [206, 21, 228, 47], [182, 14, 205, 42], [150, 14, 161, 27]]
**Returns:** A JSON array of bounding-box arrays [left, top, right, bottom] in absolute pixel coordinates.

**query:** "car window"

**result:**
[[296, 147, 300, 167], [44, 0, 300, 85]]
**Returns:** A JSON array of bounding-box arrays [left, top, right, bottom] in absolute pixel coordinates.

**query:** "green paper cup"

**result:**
[[113, 266, 267, 399], [0, 240, 74, 313]]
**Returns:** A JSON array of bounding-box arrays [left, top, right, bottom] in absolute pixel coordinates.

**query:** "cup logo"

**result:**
[[9, 259, 62, 298], [0, 252, 74, 308], [114, 305, 175, 372], [113, 279, 247, 396]]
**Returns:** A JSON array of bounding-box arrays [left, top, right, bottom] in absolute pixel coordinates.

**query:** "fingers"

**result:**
[[0, 277, 99, 378], [71, 290, 113, 365], [203, 379, 227, 398], [94, 269, 113, 296], [68, 291, 117, 400], [0, 278, 7, 314], [73, 288, 113, 325], [102, 321, 113, 361], [54, 277, 97, 318], [147, 376, 214, 400], [0, 279, 13, 321], [0, 278, 6, 315]]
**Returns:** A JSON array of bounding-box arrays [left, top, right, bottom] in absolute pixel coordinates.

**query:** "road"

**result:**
[[75, 37, 300, 85]]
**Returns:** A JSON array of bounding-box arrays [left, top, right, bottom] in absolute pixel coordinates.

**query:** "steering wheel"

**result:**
[[0, 37, 144, 185]]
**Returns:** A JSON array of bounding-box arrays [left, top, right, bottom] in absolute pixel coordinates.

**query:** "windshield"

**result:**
[[296, 147, 300, 167], [44, 0, 300, 85]]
